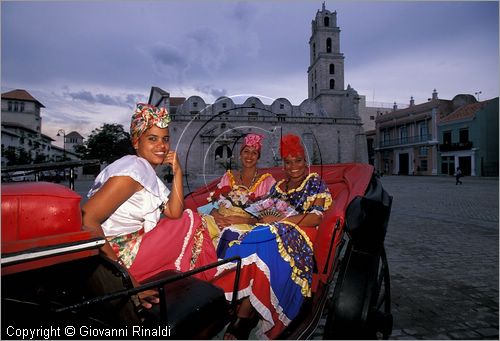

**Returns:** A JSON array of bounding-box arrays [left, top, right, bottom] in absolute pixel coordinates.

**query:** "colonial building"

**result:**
[[1, 89, 81, 166], [439, 97, 498, 176], [149, 4, 368, 184], [374, 90, 496, 176]]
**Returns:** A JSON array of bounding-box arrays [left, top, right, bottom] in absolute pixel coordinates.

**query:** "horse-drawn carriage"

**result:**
[[1, 163, 392, 339]]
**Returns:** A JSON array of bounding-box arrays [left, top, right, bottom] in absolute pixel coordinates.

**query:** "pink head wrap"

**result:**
[[241, 133, 264, 153], [130, 103, 171, 145]]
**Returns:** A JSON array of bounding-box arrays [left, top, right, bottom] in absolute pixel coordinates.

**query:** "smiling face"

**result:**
[[134, 125, 170, 167], [283, 154, 307, 183], [240, 146, 260, 169]]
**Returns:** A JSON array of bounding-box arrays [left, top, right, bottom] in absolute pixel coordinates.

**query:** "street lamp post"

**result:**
[[57, 129, 66, 160]]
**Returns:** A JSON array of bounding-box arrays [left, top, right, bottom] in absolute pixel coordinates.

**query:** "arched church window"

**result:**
[[326, 38, 332, 53], [330, 79, 335, 89], [329, 64, 335, 74], [324, 16, 330, 27], [215, 145, 232, 167]]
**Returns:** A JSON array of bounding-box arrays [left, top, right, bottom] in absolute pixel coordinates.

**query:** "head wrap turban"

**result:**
[[130, 103, 171, 145], [280, 133, 305, 158], [241, 133, 264, 153]]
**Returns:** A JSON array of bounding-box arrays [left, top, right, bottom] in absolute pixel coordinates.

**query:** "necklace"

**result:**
[[239, 170, 258, 188], [285, 175, 307, 192]]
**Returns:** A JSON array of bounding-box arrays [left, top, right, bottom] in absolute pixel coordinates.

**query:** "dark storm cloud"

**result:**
[[150, 44, 186, 69], [65, 90, 142, 108], [1, 0, 498, 136], [195, 85, 228, 99]]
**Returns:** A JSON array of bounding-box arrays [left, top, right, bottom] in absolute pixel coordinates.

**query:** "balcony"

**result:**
[[379, 134, 433, 148], [439, 141, 473, 152]]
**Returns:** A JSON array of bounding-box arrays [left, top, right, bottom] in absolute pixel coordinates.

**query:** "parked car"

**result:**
[[9, 170, 36, 182]]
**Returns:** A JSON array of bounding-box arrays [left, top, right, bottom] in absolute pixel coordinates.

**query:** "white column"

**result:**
[[431, 108, 438, 175]]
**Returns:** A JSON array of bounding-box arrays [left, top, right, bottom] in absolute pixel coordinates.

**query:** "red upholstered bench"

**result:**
[[184, 164, 374, 293], [1, 182, 103, 275]]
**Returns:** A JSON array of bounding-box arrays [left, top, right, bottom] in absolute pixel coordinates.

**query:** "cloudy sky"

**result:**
[[2, 1, 498, 145]]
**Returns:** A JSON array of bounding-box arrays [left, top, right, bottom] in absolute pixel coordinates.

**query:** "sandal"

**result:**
[[224, 314, 259, 340]]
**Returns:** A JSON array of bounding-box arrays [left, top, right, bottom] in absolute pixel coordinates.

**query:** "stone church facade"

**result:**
[[148, 4, 367, 185]]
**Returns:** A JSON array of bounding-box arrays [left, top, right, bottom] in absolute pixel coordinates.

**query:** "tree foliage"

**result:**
[[78, 123, 134, 164]]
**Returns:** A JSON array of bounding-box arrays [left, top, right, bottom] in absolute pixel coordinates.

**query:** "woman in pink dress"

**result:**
[[82, 103, 217, 308], [199, 133, 276, 252]]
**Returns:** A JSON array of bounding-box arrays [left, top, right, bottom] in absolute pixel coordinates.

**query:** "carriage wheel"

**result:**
[[323, 244, 392, 340], [366, 246, 393, 339]]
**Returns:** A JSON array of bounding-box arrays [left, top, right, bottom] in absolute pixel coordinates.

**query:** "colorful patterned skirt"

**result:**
[[126, 209, 218, 283], [212, 221, 314, 339]]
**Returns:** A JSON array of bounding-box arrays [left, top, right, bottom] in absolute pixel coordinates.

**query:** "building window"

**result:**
[[20, 102, 24, 112], [420, 159, 428, 171], [279, 103, 284, 109], [248, 112, 258, 121], [419, 121, 428, 140], [326, 38, 332, 53], [193, 102, 198, 108], [400, 126, 408, 144], [8, 101, 12, 111], [419, 146, 428, 156], [383, 130, 390, 142], [329, 64, 335, 74], [324, 16, 330, 27], [222, 102, 227, 109], [14, 102, 19, 112], [277, 114, 286, 122], [459, 128, 469, 143], [313, 43, 316, 59], [441, 156, 455, 175], [329, 79, 335, 89], [443, 130, 452, 145]]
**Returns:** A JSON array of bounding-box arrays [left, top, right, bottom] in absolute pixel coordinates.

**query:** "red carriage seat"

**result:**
[[1, 182, 102, 275], [184, 163, 374, 292]]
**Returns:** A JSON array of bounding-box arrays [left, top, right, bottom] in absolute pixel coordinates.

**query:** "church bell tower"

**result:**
[[307, 3, 353, 118], [308, 3, 345, 99]]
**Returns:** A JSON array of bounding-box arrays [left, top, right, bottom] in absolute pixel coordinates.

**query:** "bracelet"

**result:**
[[115, 258, 126, 267], [310, 209, 324, 217]]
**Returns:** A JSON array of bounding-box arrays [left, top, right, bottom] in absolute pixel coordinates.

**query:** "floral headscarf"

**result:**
[[130, 103, 171, 145], [280, 133, 305, 158], [241, 133, 264, 153]]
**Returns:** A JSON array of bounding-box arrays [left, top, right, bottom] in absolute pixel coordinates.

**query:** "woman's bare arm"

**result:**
[[82, 176, 142, 260], [162, 151, 184, 219], [260, 198, 326, 226], [82, 176, 159, 308]]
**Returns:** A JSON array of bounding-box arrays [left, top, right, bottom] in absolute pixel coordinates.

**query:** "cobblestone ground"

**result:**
[[311, 175, 499, 340], [76, 175, 499, 340]]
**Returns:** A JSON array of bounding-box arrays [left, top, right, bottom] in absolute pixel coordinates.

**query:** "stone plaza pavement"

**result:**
[[312, 175, 499, 340], [75, 175, 498, 340]]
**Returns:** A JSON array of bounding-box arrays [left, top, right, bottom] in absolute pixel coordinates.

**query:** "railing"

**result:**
[[439, 141, 473, 152], [1, 159, 100, 190], [171, 114, 359, 125], [379, 134, 433, 148]]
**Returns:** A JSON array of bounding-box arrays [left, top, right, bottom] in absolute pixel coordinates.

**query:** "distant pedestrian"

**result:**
[[455, 167, 463, 185]]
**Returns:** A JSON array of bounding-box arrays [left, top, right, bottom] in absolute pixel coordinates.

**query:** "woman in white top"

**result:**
[[82, 103, 217, 308]]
